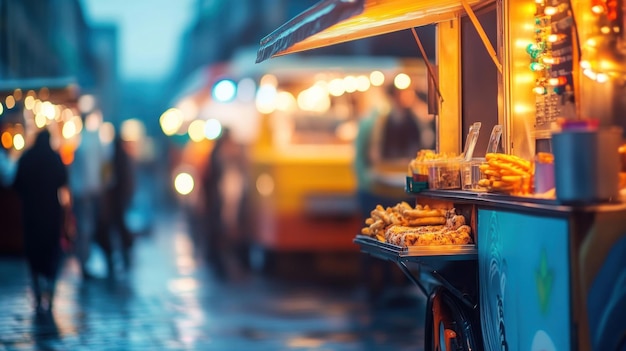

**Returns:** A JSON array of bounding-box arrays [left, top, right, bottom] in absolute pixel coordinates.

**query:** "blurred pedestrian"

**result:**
[[202, 127, 251, 279], [96, 133, 135, 277], [68, 112, 106, 280], [0, 145, 17, 187], [354, 85, 424, 218], [13, 129, 68, 315], [353, 86, 426, 302]]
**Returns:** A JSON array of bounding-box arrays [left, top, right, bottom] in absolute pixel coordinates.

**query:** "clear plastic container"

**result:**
[[461, 158, 487, 190], [410, 161, 429, 183], [427, 159, 462, 189]]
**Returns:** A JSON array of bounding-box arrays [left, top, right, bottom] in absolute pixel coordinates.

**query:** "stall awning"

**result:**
[[256, 0, 492, 63]]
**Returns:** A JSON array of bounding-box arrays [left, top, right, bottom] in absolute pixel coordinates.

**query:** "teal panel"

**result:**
[[478, 209, 570, 351]]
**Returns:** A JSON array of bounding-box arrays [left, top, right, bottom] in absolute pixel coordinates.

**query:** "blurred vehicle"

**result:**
[[165, 50, 430, 270]]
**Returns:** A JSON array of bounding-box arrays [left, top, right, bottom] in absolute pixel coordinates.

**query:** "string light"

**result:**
[[596, 73, 609, 83], [543, 6, 558, 15], [542, 56, 557, 64], [548, 76, 568, 86], [533, 85, 547, 95], [530, 62, 546, 71], [547, 34, 566, 43], [591, 4, 605, 13]]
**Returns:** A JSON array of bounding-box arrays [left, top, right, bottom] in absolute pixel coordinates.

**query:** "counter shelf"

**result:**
[[411, 188, 626, 215], [353, 234, 479, 310], [353, 234, 477, 262]]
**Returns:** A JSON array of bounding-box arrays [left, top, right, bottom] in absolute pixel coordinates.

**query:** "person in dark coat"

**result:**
[[202, 127, 250, 278], [13, 129, 68, 314], [96, 134, 135, 277]]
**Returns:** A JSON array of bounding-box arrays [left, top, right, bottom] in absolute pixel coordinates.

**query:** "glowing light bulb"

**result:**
[[533, 86, 547, 95], [586, 38, 597, 47], [544, 6, 558, 15], [547, 34, 566, 42], [547, 76, 567, 86], [591, 4, 604, 14], [526, 43, 540, 54], [596, 73, 609, 83], [600, 26, 611, 34], [530, 62, 546, 71], [583, 68, 597, 80]]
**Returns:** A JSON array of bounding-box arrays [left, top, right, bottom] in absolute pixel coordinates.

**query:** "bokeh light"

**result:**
[[160, 108, 184, 136], [356, 75, 371, 92], [394, 73, 411, 89], [328, 78, 345, 97], [62, 120, 77, 139], [99, 122, 115, 144], [213, 79, 237, 102], [204, 118, 222, 140], [370, 71, 385, 86], [5, 96, 15, 109], [1, 132, 12, 149], [237, 78, 256, 103], [121, 118, 145, 142], [276, 91, 296, 112], [256, 173, 274, 197], [23, 96, 35, 110], [187, 119, 206, 142], [343, 75, 357, 93], [174, 172, 194, 195], [13, 134, 25, 150], [255, 84, 278, 114]]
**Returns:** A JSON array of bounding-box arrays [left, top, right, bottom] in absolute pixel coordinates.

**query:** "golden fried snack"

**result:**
[[403, 208, 445, 218], [479, 153, 533, 195], [408, 216, 447, 226], [486, 153, 531, 171], [362, 202, 474, 247]]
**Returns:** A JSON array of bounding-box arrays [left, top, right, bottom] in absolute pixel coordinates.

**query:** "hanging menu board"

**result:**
[[532, 0, 577, 130], [549, 0, 576, 119]]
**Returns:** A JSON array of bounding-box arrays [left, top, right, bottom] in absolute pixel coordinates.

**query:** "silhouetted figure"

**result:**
[[96, 134, 135, 277], [13, 130, 68, 315], [354, 86, 426, 302], [0, 146, 16, 187], [68, 117, 106, 280], [202, 128, 250, 278]]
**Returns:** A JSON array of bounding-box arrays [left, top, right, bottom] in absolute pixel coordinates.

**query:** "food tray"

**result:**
[[353, 235, 477, 262]]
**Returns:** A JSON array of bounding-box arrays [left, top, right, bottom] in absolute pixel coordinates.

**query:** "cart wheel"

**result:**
[[425, 287, 481, 351]]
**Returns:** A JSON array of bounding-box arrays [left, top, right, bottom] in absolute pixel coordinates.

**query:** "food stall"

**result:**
[[247, 55, 429, 256], [167, 53, 429, 265], [256, 0, 626, 350]]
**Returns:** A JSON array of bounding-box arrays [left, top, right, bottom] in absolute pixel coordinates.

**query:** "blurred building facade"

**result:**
[[0, 0, 119, 254], [0, 0, 118, 116]]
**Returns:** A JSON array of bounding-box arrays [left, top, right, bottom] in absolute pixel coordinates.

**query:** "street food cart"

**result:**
[[256, 0, 626, 350]]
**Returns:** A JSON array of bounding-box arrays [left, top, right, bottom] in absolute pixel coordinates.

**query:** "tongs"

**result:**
[[485, 125, 503, 154], [462, 122, 482, 161]]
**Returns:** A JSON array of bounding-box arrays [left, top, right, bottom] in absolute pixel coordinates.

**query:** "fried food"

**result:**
[[361, 201, 474, 247], [478, 153, 533, 195]]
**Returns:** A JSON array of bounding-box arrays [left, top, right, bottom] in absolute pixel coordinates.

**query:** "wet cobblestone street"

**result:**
[[0, 210, 426, 351]]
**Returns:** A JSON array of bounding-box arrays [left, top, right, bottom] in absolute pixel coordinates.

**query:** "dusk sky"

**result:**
[[80, 0, 196, 81]]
